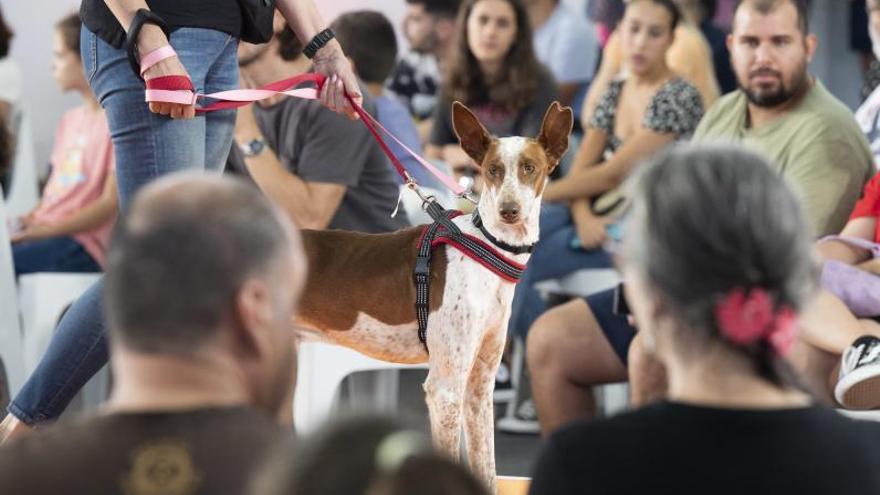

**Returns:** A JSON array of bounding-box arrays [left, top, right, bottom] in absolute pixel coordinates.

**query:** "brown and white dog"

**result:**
[[295, 101, 573, 490]]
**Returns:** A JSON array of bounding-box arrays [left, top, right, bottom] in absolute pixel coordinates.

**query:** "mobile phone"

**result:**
[[612, 282, 630, 317]]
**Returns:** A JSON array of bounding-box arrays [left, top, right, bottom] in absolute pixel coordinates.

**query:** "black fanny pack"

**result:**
[[238, 0, 275, 44]]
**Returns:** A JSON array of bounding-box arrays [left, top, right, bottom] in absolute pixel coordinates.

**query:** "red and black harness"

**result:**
[[414, 200, 533, 352]]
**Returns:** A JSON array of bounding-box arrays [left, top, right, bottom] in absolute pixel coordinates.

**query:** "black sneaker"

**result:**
[[835, 335, 880, 410]]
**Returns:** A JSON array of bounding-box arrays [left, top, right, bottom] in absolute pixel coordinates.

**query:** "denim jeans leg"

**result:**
[[7, 27, 239, 424], [203, 35, 239, 172], [8, 281, 107, 424], [12, 237, 101, 276]]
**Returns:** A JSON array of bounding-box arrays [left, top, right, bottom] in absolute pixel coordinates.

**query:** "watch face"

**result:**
[[241, 138, 266, 157]]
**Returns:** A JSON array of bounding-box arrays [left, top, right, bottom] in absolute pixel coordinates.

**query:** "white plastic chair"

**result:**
[[5, 110, 39, 217], [0, 192, 25, 398], [294, 341, 428, 433], [17, 272, 110, 412]]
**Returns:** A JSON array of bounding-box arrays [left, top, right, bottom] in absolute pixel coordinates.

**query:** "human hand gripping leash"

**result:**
[[139, 57, 476, 208]]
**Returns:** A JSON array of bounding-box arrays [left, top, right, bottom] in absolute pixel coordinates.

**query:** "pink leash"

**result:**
[[140, 47, 466, 197]]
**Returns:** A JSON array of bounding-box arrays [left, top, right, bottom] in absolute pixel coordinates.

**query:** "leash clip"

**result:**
[[404, 174, 438, 210]]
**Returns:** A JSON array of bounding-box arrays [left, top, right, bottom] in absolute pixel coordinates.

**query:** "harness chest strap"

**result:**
[[414, 202, 532, 352]]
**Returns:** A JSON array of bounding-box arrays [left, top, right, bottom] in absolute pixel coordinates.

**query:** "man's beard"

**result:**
[[740, 63, 808, 108]]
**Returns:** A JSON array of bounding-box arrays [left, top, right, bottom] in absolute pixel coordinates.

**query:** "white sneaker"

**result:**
[[496, 399, 540, 435], [835, 335, 880, 410]]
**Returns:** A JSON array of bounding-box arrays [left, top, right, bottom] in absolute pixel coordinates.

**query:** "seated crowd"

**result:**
[[4, 0, 880, 494]]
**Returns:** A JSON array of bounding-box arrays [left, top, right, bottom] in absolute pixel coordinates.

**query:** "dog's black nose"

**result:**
[[499, 203, 520, 223]]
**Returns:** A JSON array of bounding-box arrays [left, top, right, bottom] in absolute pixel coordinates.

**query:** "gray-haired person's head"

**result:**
[[104, 173, 305, 355], [622, 144, 816, 387]]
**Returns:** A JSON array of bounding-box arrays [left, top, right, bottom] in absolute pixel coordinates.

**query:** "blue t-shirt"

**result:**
[[374, 93, 444, 190], [533, 3, 600, 118]]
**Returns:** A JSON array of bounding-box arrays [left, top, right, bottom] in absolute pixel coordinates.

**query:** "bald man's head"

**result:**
[[105, 173, 305, 355]]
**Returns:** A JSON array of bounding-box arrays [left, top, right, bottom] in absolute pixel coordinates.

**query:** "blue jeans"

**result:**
[[8, 27, 238, 424], [13, 237, 100, 276], [508, 203, 613, 340]]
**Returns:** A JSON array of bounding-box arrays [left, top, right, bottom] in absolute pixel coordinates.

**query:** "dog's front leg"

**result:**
[[423, 308, 485, 462], [424, 355, 468, 460], [464, 325, 506, 492]]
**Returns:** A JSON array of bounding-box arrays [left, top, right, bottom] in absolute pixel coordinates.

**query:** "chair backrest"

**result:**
[[5, 109, 39, 217], [0, 190, 25, 396]]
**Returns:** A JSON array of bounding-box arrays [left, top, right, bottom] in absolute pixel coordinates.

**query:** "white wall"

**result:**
[[4, 0, 80, 176]]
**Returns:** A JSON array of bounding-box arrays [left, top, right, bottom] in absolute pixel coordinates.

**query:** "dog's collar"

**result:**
[[472, 212, 535, 255]]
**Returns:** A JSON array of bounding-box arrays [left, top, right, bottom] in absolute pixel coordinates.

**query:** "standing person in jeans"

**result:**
[[0, 0, 360, 441], [10, 13, 117, 277]]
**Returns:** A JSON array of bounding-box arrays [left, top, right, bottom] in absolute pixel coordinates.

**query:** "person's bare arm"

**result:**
[[276, 0, 362, 118], [580, 32, 621, 129], [11, 174, 118, 243], [544, 128, 674, 203], [243, 151, 346, 230], [235, 105, 345, 229], [103, 0, 196, 119], [816, 217, 876, 265]]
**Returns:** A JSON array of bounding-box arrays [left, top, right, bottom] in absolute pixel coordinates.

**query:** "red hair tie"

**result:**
[[714, 288, 797, 356]]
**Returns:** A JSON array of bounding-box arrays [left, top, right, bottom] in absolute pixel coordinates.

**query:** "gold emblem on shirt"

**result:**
[[121, 440, 203, 495]]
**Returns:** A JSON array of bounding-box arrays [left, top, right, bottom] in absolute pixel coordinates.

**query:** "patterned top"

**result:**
[[590, 77, 704, 156]]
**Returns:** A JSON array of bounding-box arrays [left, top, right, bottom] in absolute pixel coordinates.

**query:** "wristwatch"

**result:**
[[239, 137, 266, 158]]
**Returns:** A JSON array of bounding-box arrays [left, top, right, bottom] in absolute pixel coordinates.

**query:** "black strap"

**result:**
[[414, 203, 459, 353], [125, 9, 171, 81], [472, 212, 535, 255], [414, 202, 528, 352]]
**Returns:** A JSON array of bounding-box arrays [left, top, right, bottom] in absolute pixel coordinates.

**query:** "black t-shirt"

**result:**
[[0, 406, 289, 495], [80, 0, 243, 48], [530, 401, 880, 495]]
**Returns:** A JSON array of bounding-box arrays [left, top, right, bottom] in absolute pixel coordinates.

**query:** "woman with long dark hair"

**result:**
[[425, 0, 558, 178]]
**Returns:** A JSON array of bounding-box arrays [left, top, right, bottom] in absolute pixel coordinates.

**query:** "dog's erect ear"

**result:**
[[537, 102, 573, 172], [452, 101, 493, 165]]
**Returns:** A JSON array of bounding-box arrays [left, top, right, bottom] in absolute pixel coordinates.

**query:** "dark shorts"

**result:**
[[584, 287, 636, 366]]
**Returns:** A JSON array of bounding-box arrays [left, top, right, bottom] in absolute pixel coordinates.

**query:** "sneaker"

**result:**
[[497, 399, 540, 435], [494, 362, 515, 403], [835, 335, 880, 410]]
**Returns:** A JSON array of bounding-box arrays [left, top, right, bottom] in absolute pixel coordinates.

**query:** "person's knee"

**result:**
[[527, 300, 599, 374], [527, 309, 564, 372]]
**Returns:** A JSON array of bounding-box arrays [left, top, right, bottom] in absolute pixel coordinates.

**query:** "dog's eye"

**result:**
[[488, 165, 500, 177], [522, 162, 535, 174]]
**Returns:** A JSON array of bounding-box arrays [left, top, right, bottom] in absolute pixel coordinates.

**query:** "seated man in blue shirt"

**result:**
[[332, 10, 443, 191]]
